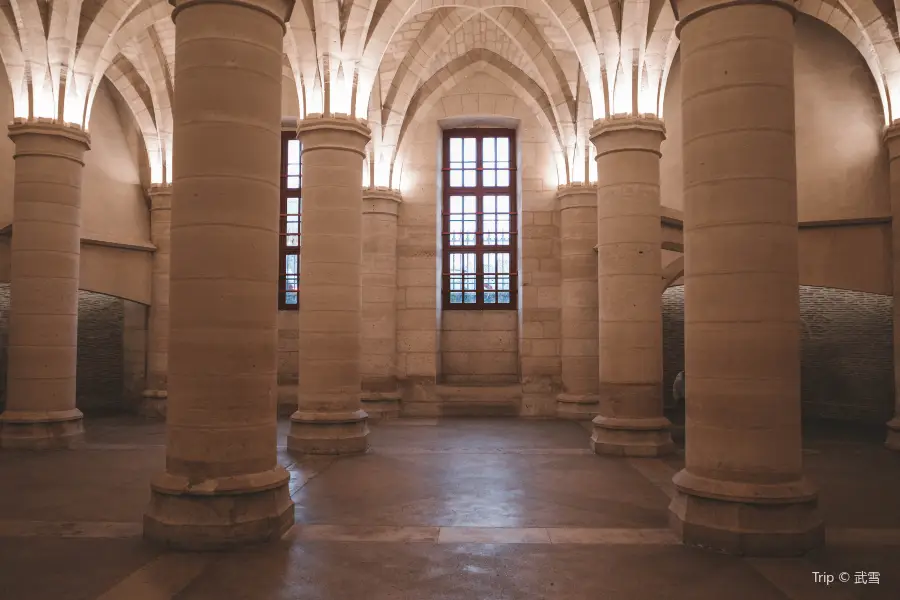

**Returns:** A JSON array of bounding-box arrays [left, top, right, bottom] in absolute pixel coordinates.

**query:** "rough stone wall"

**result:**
[[0, 285, 127, 414], [662, 285, 894, 423], [122, 300, 147, 412]]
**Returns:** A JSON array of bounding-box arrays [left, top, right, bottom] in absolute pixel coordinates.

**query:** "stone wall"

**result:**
[[441, 310, 518, 383], [662, 285, 894, 423], [0, 285, 127, 414]]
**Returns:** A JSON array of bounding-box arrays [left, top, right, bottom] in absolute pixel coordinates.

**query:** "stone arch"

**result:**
[[661, 255, 684, 292], [354, 0, 602, 120], [394, 55, 566, 187]]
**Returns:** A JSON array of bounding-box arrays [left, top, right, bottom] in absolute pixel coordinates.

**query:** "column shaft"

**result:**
[[141, 184, 172, 418], [361, 188, 402, 419], [556, 183, 600, 420], [885, 124, 900, 450], [589, 117, 673, 456], [669, 0, 823, 556], [143, 0, 294, 549], [287, 116, 371, 455], [0, 121, 90, 450]]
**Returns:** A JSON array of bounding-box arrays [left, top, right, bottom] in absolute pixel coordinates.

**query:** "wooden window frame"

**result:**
[[441, 128, 518, 310], [279, 131, 301, 310]]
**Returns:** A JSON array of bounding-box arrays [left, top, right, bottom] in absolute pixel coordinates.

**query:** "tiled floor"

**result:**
[[1, 416, 899, 599]]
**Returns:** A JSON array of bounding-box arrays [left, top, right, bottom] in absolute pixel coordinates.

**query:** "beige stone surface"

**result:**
[[143, 0, 294, 549], [361, 188, 402, 418], [141, 184, 171, 418], [0, 120, 91, 450], [670, 0, 824, 555], [288, 116, 371, 455], [589, 116, 672, 456], [556, 183, 599, 420]]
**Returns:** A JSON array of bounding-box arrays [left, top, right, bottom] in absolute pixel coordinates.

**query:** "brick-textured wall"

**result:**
[[662, 285, 894, 423], [441, 310, 518, 383], [0, 285, 126, 414], [122, 300, 147, 412]]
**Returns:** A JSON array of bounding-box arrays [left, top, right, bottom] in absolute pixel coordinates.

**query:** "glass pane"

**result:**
[[497, 137, 509, 162], [464, 138, 476, 161], [450, 138, 462, 162], [484, 292, 496, 303], [483, 137, 495, 162], [450, 196, 462, 213], [450, 170, 462, 187], [286, 216, 299, 234], [287, 176, 300, 189], [286, 275, 299, 291], [497, 195, 510, 213], [288, 140, 301, 164], [498, 291, 510, 304], [285, 292, 298, 305], [464, 196, 477, 212], [496, 170, 509, 187], [464, 291, 476, 304], [287, 197, 300, 214], [285, 254, 298, 275], [484, 253, 496, 273], [484, 170, 495, 187], [484, 195, 495, 213], [287, 163, 300, 176], [498, 253, 510, 273], [450, 291, 463, 303], [287, 235, 299, 247]]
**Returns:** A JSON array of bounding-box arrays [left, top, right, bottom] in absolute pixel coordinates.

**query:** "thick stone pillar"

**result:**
[[669, 0, 823, 556], [287, 116, 371, 455], [143, 0, 294, 549], [361, 187, 402, 419], [140, 184, 172, 418], [556, 183, 600, 420], [0, 120, 90, 450], [589, 116, 673, 456], [885, 124, 900, 450]]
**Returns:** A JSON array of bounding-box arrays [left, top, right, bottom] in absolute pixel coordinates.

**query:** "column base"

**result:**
[[139, 390, 168, 419], [144, 466, 294, 550], [0, 409, 84, 450], [287, 409, 370, 455], [668, 469, 824, 556], [556, 393, 600, 420], [885, 417, 900, 451], [591, 415, 674, 457], [361, 392, 401, 420]]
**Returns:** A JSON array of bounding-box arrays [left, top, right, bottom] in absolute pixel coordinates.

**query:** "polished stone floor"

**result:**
[[0, 416, 899, 599]]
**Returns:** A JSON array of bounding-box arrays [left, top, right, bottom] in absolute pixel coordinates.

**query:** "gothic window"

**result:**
[[441, 129, 518, 309], [279, 131, 301, 310]]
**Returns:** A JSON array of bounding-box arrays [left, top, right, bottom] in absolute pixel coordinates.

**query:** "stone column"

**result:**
[[361, 187, 402, 419], [589, 116, 673, 456], [288, 116, 371, 454], [669, 0, 823, 555], [0, 120, 90, 450], [143, 0, 294, 549], [885, 124, 900, 450], [140, 184, 172, 418], [556, 183, 600, 420]]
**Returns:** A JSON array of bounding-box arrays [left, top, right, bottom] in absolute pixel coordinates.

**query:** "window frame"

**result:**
[[440, 127, 518, 311], [279, 130, 301, 310]]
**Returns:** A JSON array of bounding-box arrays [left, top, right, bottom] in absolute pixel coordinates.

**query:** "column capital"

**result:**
[[673, 0, 797, 34], [884, 121, 900, 160], [8, 118, 91, 163], [556, 182, 597, 210], [170, 0, 294, 31], [362, 187, 402, 216], [589, 116, 666, 158], [296, 115, 371, 158], [148, 183, 173, 210]]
